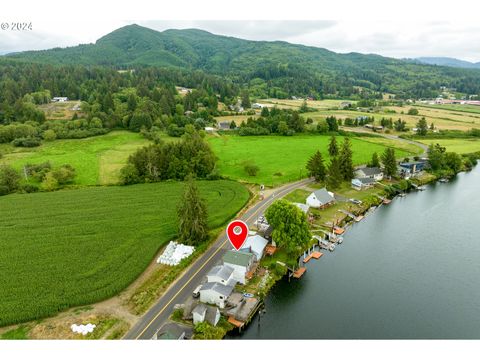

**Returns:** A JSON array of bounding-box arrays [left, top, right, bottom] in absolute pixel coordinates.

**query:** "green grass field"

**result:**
[[0, 131, 150, 185], [0, 180, 249, 327], [417, 138, 480, 154], [208, 134, 416, 186]]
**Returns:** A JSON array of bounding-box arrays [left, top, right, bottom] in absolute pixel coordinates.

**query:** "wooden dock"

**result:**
[[228, 316, 245, 328], [303, 251, 323, 263], [292, 267, 306, 278]]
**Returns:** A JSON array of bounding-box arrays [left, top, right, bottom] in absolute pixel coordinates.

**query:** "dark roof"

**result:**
[[353, 177, 376, 185], [312, 188, 335, 205], [358, 167, 382, 176]]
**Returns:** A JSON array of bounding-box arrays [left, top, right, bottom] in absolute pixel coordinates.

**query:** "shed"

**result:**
[[293, 202, 310, 214], [192, 303, 221, 326]]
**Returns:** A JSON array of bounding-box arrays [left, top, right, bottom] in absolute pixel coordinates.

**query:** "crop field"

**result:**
[[208, 134, 416, 186], [259, 98, 345, 110], [38, 100, 83, 120], [417, 138, 480, 154], [0, 180, 249, 327], [0, 131, 150, 185]]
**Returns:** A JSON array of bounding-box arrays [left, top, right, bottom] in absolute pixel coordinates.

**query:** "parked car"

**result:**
[[349, 198, 362, 205], [192, 285, 202, 298]]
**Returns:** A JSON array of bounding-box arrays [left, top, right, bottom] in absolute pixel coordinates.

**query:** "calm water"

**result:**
[[232, 166, 480, 339]]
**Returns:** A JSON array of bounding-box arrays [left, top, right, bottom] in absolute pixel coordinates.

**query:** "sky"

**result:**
[[1, 1, 480, 62]]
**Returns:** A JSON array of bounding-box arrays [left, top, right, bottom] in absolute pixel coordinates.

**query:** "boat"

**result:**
[[417, 185, 427, 191], [398, 193, 406, 197], [439, 178, 449, 183]]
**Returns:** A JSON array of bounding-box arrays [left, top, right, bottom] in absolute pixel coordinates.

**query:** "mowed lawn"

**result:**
[[0, 131, 150, 185], [209, 135, 414, 186], [417, 138, 480, 154], [0, 180, 249, 327]]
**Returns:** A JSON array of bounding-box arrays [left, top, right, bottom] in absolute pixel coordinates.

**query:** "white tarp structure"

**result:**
[[157, 241, 195, 266], [71, 323, 96, 335]]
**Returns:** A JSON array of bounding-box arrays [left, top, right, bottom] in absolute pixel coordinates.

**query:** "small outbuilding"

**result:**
[[293, 202, 310, 214], [192, 303, 221, 326], [306, 188, 335, 209]]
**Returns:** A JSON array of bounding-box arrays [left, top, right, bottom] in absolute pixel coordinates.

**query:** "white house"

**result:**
[[251, 103, 266, 109], [204, 127, 216, 133], [240, 235, 268, 261], [206, 264, 236, 286], [306, 188, 335, 209], [355, 167, 384, 181], [199, 282, 234, 309], [222, 250, 254, 284], [52, 97, 68, 102], [192, 303, 221, 326], [351, 177, 376, 191]]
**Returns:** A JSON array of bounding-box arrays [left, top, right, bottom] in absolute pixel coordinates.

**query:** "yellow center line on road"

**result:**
[[133, 179, 309, 339]]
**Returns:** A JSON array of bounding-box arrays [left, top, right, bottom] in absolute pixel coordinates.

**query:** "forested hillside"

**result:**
[[5, 24, 480, 99]]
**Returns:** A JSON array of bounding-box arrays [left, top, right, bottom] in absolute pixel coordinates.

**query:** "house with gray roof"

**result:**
[[306, 188, 335, 209], [293, 202, 310, 214], [207, 264, 236, 286], [355, 167, 384, 181], [192, 303, 221, 326], [240, 234, 268, 261], [222, 250, 254, 284], [351, 177, 377, 191], [199, 282, 234, 308]]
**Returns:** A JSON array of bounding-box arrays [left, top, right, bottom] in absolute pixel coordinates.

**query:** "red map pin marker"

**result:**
[[226, 220, 249, 251]]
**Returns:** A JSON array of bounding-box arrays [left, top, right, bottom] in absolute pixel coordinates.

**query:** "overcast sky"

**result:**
[[1, 20, 480, 62]]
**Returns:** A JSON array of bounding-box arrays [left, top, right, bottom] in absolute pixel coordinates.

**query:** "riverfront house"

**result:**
[[351, 177, 377, 191], [199, 282, 234, 309], [192, 303, 221, 326], [306, 188, 335, 209], [240, 234, 268, 261], [207, 264, 236, 286], [355, 167, 384, 181], [222, 250, 254, 284]]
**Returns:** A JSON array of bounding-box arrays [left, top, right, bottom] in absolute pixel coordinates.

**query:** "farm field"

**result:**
[[259, 98, 345, 110], [417, 138, 480, 154], [0, 180, 249, 327], [38, 100, 83, 120], [208, 134, 417, 186], [0, 131, 150, 185]]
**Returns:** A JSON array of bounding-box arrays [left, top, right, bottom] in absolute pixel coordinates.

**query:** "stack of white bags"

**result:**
[[71, 323, 96, 335], [157, 241, 195, 266]]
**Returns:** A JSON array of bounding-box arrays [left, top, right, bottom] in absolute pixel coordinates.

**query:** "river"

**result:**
[[230, 166, 480, 339]]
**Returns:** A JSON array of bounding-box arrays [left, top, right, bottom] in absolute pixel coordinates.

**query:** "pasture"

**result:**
[[208, 134, 417, 186], [0, 180, 249, 327], [417, 138, 480, 154], [0, 131, 150, 185]]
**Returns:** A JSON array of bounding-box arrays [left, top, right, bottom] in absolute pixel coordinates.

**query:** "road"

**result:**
[[124, 177, 314, 339]]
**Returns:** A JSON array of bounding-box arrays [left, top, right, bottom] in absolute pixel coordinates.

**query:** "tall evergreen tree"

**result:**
[[177, 175, 209, 246], [328, 135, 339, 157], [416, 117, 428, 136], [381, 148, 397, 178], [306, 150, 326, 181], [339, 138, 354, 181], [369, 152, 380, 168], [327, 157, 342, 189]]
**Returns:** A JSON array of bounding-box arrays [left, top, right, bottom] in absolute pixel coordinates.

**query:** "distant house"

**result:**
[[293, 202, 310, 214], [218, 121, 233, 130], [339, 101, 352, 109], [351, 177, 376, 191], [199, 282, 234, 308], [355, 167, 384, 181], [240, 234, 268, 261], [222, 250, 254, 284], [306, 188, 335, 209], [51, 97, 68, 102], [192, 303, 221, 326], [207, 264, 236, 286], [399, 161, 426, 175], [251, 103, 266, 109], [204, 127, 216, 133], [184, 110, 194, 116]]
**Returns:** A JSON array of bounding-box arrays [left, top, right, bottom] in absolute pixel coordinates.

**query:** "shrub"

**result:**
[[244, 163, 260, 176], [19, 183, 40, 193], [11, 137, 41, 147], [42, 129, 57, 141]]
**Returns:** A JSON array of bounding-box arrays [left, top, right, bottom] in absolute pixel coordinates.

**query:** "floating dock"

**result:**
[[292, 267, 307, 278]]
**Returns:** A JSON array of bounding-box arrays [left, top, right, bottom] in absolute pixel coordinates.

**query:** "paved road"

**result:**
[[124, 177, 314, 339]]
